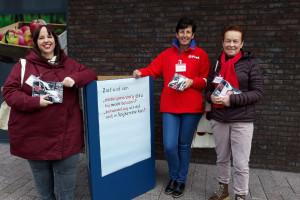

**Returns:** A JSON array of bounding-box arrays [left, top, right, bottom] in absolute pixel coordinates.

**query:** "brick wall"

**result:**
[[68, 0, 300, 172]]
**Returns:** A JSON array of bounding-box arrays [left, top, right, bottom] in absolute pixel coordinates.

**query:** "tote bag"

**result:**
[[191, 61, 219, 148], [191, 101, 215, 148], [0, 59, 26, 130]]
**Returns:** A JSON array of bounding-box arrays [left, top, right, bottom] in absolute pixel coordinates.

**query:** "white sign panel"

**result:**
[[97, 77, 151, 177]]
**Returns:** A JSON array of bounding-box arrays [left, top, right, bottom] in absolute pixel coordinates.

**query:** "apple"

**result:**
[[5, 30, 14, 42], [5, 30, 26, 46], [30, 19, 47, 35], [20, 25, 30, 33], [0, 34, 5, 43], [23, 29, 33, 46], [23, 29, 32, 41], [9, 28, 23, 36], [26, 38, 34, 47]]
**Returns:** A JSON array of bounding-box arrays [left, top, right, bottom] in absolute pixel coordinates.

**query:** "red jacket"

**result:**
[[2, 51, 97, 160], [139, 39, 210, 113]]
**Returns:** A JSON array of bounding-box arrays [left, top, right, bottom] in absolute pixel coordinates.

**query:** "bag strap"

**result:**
[[20, 58, 26, 86], [204, 101, 211, 112], [215, 60, 219, 72]]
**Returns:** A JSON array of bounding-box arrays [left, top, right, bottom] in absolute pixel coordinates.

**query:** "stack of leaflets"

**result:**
[[212, 78, 242, 97], [32, 79, 63, 103], [168, 73, 189, 91]]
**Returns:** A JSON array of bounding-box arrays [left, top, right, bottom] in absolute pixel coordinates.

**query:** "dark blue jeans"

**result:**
[[163, 113, 202, 183], [27, 153, 80, 200]]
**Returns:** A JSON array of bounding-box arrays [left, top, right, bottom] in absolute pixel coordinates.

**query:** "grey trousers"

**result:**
[[211, 119, 253, 195]]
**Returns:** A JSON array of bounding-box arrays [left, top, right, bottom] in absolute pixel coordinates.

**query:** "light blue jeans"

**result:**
[[163, 113, 202, 183], [27, 153, 80, 200]]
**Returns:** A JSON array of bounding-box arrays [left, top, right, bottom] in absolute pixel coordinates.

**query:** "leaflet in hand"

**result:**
[[168, 73, 188, 91], [32, 79, 63, 103], [212, 78, 242, 97]]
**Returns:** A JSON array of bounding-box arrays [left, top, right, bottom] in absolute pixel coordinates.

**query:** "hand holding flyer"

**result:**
[[168, 73, 189, 91], [32, 79, 63, 103], [212, 78, 241, 97]]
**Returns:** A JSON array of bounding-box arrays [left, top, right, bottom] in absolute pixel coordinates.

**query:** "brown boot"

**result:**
[[209, 182, 230, 200], [235, 194, 246, 200]]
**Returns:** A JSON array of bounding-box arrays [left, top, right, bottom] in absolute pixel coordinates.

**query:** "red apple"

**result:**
[[20, 25, 30, 33], [18, 35, 27, 46], [27, 38, 34, 47], [10, 28, 23, 36], [30, 19, 47, 35], [0, 34, 4, 43]]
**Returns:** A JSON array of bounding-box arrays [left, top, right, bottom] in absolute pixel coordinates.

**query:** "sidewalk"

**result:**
[[0, 143, 299, 200]]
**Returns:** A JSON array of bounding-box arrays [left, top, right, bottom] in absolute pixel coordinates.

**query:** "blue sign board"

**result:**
[[83, 77, 155, 200]]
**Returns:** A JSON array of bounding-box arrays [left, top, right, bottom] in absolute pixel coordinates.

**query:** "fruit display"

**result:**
[[0, 19, 47, 47], [0, 19, 66, 62]]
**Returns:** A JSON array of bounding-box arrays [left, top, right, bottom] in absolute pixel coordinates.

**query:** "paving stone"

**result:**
[[191, 164, 206, 199], [133, 194, 161, 200], [249, 171, 262, 185], [286, 176, 300, 195], [79, 196, 91, 200], [0, 143, 298, 200], [1, 178, 30, 194], [278, 186, 298, 200], [0, 193, 10, 200], [249, 184, 267, 200], [248, 173, 267, 199], [259, 174, 283, 200], [157, 193, 174, 200], [2, 186, 32, 200], [145, 178, 163, 196], [18, 196, 38, 200], [25, 188, 39, 197]]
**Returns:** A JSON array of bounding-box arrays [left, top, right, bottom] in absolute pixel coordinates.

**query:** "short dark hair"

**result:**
[[222, 24, 245, 42], [32, 25, 63, 62], [176, 17, 196, 33]]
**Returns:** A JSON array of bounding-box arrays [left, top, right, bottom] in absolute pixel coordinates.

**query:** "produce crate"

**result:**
[[0, 22, 67, 62]]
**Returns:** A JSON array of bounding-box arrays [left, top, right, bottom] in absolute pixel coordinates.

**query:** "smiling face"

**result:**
[[37, 27, 55, 59], [176, 25, 194, 52], [222, 30, 244, 57]]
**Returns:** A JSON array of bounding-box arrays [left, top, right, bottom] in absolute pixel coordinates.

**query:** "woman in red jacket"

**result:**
[[2, 25, 97, 200], [133, 17, 210, 198]]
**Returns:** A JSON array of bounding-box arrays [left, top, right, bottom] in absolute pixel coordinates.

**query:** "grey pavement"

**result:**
[[0, 143, 299, 200]]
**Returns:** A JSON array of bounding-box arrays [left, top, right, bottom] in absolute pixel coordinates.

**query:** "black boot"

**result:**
[[164, 180, 177, 195], [172, 182, 185, 198]]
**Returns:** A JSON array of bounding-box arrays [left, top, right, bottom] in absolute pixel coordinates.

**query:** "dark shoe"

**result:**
[[209, 182, 229, 200], [172, 182, 185, 198], [164, 180, 177, 195], [235, 194, 246, 200]]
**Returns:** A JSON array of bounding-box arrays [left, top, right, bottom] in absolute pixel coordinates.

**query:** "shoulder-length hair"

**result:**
[[32, 25, 63, 62]]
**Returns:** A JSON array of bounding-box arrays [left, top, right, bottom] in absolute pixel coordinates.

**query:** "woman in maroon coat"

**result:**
[[2, 25, 97, 200]]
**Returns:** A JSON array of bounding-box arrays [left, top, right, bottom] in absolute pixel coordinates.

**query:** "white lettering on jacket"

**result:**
[[188, 55, 200, 59]]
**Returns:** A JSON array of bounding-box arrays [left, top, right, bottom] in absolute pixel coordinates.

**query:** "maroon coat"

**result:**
[[205, 50, 263, 122], [2, 51, 97, 160]]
